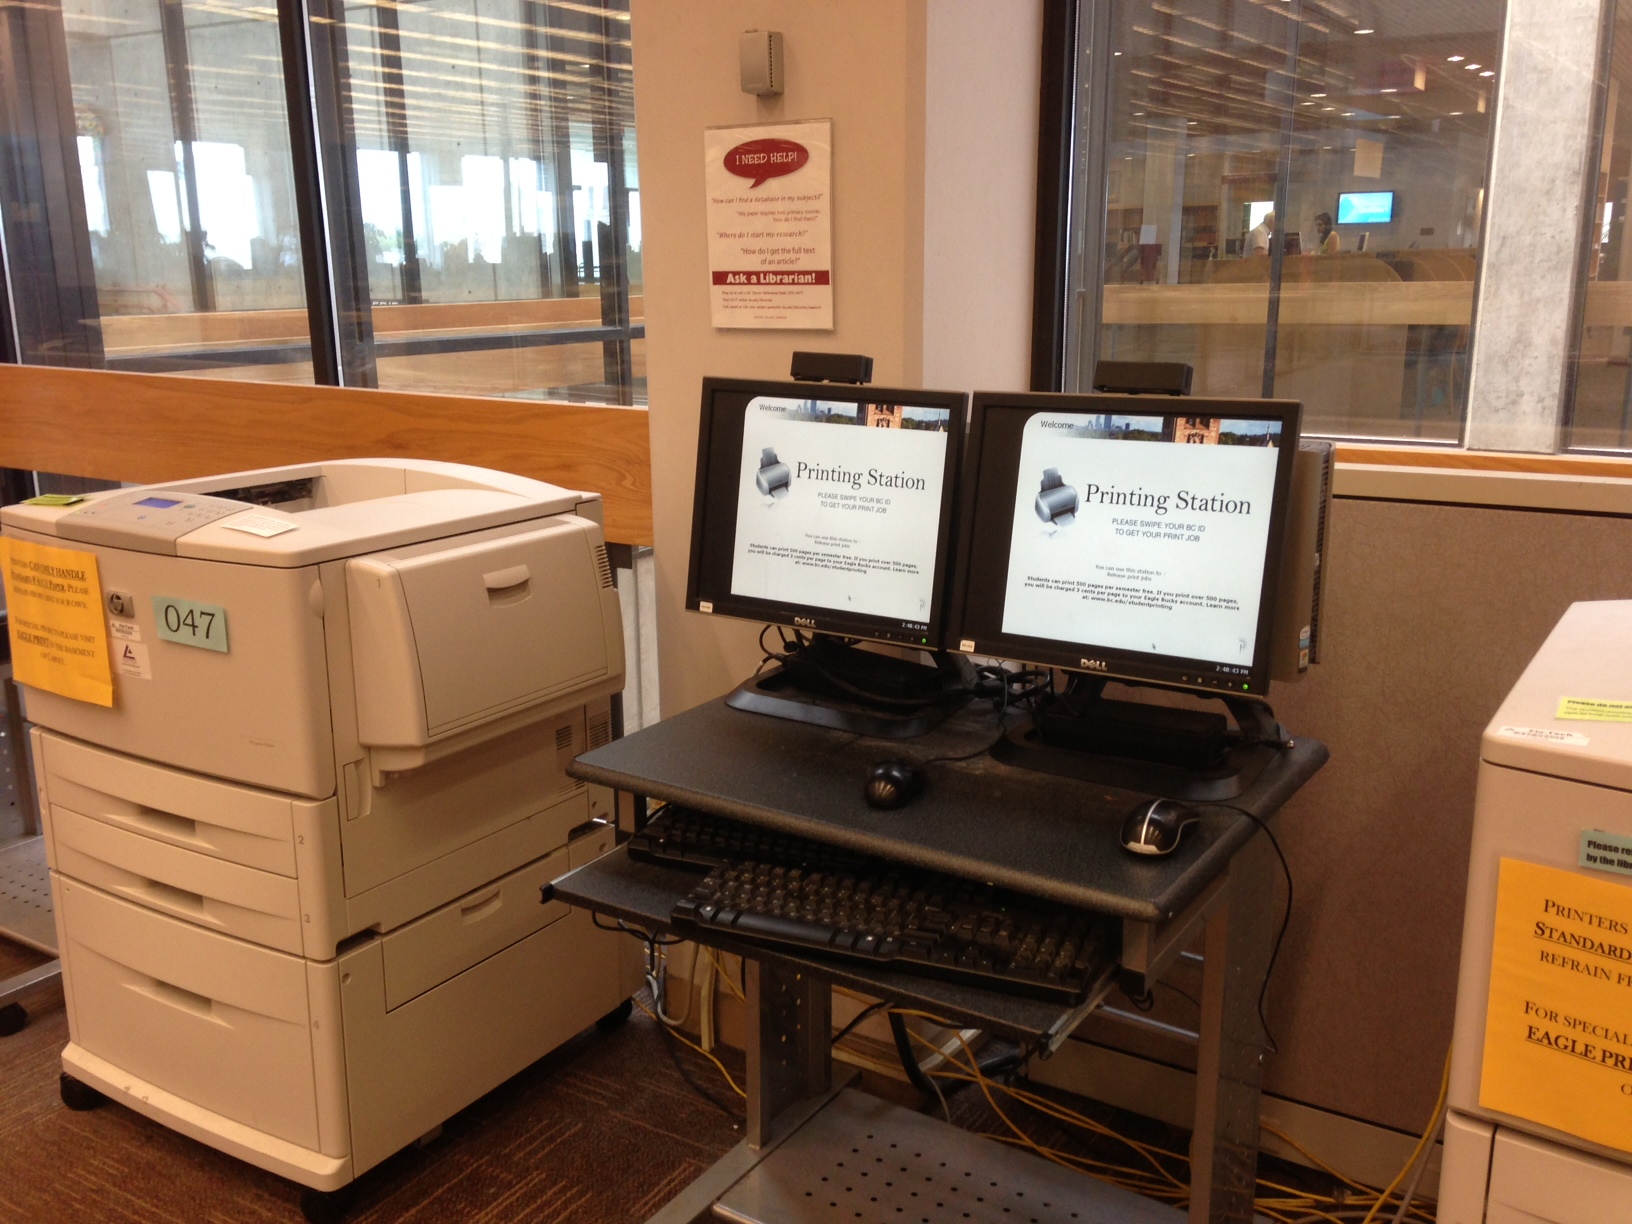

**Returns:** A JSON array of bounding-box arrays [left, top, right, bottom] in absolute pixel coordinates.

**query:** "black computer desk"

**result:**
[[556, 697, 1327, 1224]]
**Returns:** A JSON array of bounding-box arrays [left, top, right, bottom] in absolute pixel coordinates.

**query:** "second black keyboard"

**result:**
[[632, 806, 1116, 1004]]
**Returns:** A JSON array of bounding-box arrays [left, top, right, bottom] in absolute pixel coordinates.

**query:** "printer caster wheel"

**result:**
[[596, 998, 633, 1033], [0, 1003, 25, 1036], [299, 1185, 356, 1224], [59, 1073, 106, 1112]]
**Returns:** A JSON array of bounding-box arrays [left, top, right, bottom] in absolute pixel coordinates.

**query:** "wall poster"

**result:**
[[704, 119, 832, 330]]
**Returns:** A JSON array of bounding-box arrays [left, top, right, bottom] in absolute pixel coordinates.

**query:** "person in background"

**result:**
[[1246, 210, 1275, 255], [1315, 211, 1340, 254]]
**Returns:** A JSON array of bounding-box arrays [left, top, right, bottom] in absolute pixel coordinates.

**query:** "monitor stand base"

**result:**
[[992, 679, 1285, 802], [726, 636, 972, 739]]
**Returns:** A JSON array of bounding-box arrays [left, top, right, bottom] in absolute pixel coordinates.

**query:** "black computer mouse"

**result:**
[[1120, 798, 1201, 856], [864, 759, 925, 810]]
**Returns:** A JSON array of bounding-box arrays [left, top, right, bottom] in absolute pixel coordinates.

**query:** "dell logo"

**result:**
[[793, 616, 817, 628], [1080, 658, 1108, 672]]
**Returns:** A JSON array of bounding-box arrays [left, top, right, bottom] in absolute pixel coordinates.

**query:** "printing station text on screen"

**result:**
[[1002, 412, 1282, 667], [729, 395, 950, 629]]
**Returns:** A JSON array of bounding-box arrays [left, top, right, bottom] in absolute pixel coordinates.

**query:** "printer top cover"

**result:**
[[0, 459, 595, 566]]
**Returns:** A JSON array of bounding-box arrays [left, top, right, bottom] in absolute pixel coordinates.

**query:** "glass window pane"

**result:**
[[334, 0, 641, 403], [1074, 0, 1503, 441], [1566, 3, 1632, 451], [60, 0, 312, 380]]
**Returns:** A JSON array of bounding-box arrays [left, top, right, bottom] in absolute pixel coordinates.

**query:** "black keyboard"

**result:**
[[628, 804, 876, 875], [632, 807, 1116, 1005]]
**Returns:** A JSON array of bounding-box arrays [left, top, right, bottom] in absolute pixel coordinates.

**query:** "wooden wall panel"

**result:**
[[0, 364, 653, 545]]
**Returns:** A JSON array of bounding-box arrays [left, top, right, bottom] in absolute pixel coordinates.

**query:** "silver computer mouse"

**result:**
[[1120, 798, 1201, 856]]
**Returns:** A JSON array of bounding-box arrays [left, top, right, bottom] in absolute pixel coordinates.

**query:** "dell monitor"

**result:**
[[687, 376, 970, 735], [947, 392, 1303, 795]]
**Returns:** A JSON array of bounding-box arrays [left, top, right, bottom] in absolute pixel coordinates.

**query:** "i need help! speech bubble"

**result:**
[[723, 138, 809, 189]]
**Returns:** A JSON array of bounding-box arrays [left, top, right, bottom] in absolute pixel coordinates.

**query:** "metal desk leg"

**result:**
[[1189, 833, 1278, 1224], [645, 958, 839, 1224], [745, 959, 831, 1147]]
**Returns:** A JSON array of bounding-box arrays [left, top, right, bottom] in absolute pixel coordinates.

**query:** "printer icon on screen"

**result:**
[[1035, 468, 1079, 527], [755, 448, 792, 498]]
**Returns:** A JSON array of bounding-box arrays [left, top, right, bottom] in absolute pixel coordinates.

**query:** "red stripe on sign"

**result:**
[[712, 270, 831, 286]]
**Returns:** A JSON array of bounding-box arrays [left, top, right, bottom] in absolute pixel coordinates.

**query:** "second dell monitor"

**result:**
[[949, 392, 1300, 697]]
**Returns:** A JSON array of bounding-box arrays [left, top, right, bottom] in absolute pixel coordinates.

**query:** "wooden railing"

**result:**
[[1335, 444, 1632, 478], [96, 295, 647, 356], [0, 365, 653, 546]]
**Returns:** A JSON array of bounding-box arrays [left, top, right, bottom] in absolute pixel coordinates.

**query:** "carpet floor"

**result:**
[[1, 928, 1387, 1223], [0, 937, 747, 1223]]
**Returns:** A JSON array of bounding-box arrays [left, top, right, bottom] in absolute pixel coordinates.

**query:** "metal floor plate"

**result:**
[[0, 836, 56, 955], [713, 1089, 1182, 1224]]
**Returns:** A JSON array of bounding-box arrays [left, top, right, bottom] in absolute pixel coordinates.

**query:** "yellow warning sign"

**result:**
[[1481, 857, 1632, 1153], [0, 537, 112, 707]]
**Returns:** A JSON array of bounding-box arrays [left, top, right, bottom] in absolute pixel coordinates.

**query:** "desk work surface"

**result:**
[[570, 698, 1327, 923], [552, 847, 1107, 1042]]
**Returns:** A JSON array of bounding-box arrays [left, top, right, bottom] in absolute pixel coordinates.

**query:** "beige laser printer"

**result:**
[[1440, 601, 1632, 1223], [3, 459, 637, 1208]]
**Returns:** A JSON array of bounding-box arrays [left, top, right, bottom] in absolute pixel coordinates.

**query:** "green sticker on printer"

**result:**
[[152, 596, 229, 653], [1581, 830, 1632, 877]]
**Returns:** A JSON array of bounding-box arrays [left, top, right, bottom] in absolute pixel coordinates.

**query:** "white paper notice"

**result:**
[[221, 513, 298, 538], [114, 640, 152, 679], [705, 120, 833, 330]]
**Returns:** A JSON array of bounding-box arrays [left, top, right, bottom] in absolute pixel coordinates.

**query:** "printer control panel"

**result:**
[[57, 491, 253, 555]]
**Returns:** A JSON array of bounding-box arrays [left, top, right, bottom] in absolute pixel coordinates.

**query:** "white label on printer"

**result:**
[[1495, 725, 1590, 747], [114, 641, 152, 679], [221, 513, 298, 538], [109, 620, 141, 642]]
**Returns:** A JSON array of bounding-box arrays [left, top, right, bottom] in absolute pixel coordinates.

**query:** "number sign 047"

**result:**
[[151, 596, 229, 653]]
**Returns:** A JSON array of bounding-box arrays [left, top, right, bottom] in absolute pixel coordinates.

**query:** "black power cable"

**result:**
[[1199, 801, 1295, 1055]]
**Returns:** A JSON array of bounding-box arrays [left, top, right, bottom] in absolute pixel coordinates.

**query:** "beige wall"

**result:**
[[632, 0, 1041, 717]]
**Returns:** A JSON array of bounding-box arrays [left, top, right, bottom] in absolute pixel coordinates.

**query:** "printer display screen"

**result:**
[[134, 497, 182, 509]]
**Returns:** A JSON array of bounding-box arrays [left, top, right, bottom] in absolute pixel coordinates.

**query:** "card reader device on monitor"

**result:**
[[3, 459, 638, 1195], [688, 376, 971, 737]]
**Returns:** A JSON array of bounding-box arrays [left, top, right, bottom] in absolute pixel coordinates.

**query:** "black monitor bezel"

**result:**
[[686, 376, 970, 649], [945, 391, 1303, 700]]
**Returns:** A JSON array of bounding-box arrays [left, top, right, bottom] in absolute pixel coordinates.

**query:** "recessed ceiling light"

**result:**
[[1300, 101, 1314, 105], [1448, 55, 1465, 62], [1380, 87, 1396, 93], [1465, 63, 1481, 70], [1354, 28, 1374, 34], [1134, 111, 1145, 116], [1114, 51, 1122, 56], [1187, 120, 1197, 125], [1449, 110, 1463, 116], [1312, 92, 1327, 97], [1480, 70, 1494, 77], [1322, 106, 1336, 111], [1389, 114, 1401, 119]]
